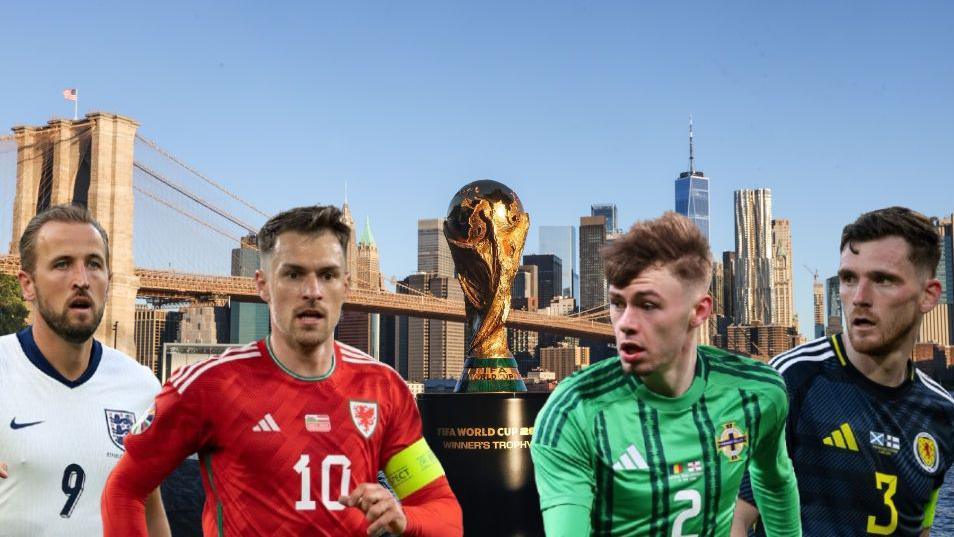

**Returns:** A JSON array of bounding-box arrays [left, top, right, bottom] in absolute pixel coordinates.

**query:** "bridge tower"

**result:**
[[9, 113, 140, 356]]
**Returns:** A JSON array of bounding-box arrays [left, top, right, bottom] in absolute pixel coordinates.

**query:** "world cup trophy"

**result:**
[[418, 179, 547, 536], [444, 179, 529, 392]]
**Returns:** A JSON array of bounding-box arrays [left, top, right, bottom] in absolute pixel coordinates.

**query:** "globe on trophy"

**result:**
[[417, 180, 548, 536]]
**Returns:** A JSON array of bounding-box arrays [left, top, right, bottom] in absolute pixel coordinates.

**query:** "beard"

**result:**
[[35, 289, 105, 345], [847, 308, 919, 358]]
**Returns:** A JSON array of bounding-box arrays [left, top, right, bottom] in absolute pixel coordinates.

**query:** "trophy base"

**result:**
[[455, 357, 527, 392], [418, 391, 549, 537]]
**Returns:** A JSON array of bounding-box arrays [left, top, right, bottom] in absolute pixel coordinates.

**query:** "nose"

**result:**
[[70, 263, 91, 290], [850, 278, 872, 307], [615, 305, 639, 336], [300, 273, 324, 300]]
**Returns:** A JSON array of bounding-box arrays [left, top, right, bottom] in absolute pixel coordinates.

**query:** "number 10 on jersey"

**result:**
[[294, 454, 352, 511]]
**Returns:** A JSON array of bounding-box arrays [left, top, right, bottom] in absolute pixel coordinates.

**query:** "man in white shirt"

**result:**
[[0, 204, 169, 536]]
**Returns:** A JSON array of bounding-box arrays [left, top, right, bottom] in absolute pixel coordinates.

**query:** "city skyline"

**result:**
[[1, 2, 953, 341]]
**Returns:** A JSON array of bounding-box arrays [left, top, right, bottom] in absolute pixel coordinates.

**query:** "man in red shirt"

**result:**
[[103, 205, 463, 536]]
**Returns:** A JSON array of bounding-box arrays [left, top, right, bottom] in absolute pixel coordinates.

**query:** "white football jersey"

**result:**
[[0, 329, 160, 536]]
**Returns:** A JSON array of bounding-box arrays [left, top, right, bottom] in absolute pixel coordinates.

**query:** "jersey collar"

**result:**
[[628, 348, 707, 412], [830, 333, 914, 399], [263, 336, 337, 382], [15, 326, 102, 389]]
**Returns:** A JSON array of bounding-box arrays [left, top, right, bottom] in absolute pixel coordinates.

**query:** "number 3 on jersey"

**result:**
[[866, 472, 898, 535], [293, 454, 351, 511]]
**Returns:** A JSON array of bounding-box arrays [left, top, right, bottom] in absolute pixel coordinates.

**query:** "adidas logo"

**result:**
[[612, 444, 649, 471], [822, 422, 858, 451], [252, 413, 281, 432]]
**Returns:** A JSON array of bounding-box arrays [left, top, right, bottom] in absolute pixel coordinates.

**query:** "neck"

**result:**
[[269, 332, 335, 378], [31, 321, 93, 381], [641, 340, 697, 397], [843, 333, 913, 388]]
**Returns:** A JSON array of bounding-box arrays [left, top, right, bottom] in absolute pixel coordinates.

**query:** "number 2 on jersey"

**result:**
[[60, 464, 85, 518], [672, 489, 701, 537], [293, 454, 352, 511]]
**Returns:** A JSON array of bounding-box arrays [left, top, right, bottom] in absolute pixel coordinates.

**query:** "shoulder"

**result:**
[[912, 368, 954, 417], [534, 358, 630, 446], [768, 336, 837, 389], [699, 345, 786, 396], [552, 357, 629, 404], [167, 341, 264, 395], [336, 341, 412, 396], [99, 345, 160, 388]]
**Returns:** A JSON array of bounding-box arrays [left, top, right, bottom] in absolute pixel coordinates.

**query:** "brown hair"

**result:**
[[19, 204, 110, 273], [258, 205, 351, 261], [840, 206, 940, 276], [603, 211, 712, 288]]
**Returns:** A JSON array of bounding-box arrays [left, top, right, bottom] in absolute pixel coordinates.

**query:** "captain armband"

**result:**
[[384, 437, 446, 499]]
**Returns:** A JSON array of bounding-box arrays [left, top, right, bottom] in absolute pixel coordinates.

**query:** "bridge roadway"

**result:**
[[1, 254, 612, 340]]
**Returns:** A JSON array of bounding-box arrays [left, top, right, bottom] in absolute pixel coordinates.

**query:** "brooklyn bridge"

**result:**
[[0, 112, 612, 358]]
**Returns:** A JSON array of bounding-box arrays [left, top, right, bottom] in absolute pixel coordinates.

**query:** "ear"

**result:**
[[255, 269, 270, 303], [344, 271, 351, 292], [689, 293, 713, 329], [919, 278, 941, 314], [17, 270, 36, 302]]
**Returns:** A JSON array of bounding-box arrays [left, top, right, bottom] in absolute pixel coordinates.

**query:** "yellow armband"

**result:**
[[384, 438, 445, 499]]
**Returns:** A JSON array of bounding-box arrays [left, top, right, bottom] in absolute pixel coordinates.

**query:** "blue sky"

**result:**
[[1, 1, 952, 337]]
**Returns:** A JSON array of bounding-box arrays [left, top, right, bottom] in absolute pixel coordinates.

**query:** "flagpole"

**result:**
[[73, 90, 78, 120]]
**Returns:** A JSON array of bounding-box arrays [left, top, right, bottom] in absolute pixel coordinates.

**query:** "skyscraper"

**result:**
[[812, 274, 825, 339], [771, 219, 794, 327], [826, 275, 843, 335], [579, 215, 608, 312], [338, 217, 383, 357], [341, 200, 359, 280], [418, 218, 455, 277], [674, 117, 710, 242], [734, 189, 774, 325], [934, 214, 953, 305], [399, 273, 465, 382], [590, 204, 618, 235], [522, 254, 563, 311], [229, 234, 269, 344], [539, 225, 578, 299]]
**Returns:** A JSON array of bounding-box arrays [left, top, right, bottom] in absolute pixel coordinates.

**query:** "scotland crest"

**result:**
[[350, 400, 378, 439], [105, 409, 137, 451]]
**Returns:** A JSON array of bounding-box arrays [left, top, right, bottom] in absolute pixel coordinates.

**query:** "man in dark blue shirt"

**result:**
[[733, 206, 954, 536]]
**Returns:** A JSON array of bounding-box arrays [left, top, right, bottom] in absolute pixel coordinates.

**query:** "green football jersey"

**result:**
[[531, 346, 800, 536]]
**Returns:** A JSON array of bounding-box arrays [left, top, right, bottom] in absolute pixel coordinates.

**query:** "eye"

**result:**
[[840, 274, 856, 285], [321, 272, 336, 281], [53, 259, 70, 269], [286, 270, 300, 280], [641, 302, 657, 311], [609, 298, 624, 309], [87, 259, 103, 270]]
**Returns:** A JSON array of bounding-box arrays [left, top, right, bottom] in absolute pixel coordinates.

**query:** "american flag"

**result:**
[[62, 88, 77, 102], [305, 414, 331, 432]]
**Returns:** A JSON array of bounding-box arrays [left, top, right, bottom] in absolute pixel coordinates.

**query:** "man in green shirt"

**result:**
[[531, 212, 801, 536]]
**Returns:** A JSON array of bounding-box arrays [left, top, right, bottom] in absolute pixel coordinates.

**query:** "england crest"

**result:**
[[105, 409, 137, 451], [350, 400, 378, 439]]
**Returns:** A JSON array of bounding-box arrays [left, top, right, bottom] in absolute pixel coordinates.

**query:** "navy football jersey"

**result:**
[[740, 334, 954, 536]]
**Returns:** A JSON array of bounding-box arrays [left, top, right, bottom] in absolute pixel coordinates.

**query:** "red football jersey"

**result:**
[[103, 339, 460, 536]]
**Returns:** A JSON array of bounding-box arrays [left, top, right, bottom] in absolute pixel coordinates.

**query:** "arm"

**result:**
[[919, 484, 941, 536], [145, 488, 171, 537], [542, 504, 592, 537], [748, 389, 800, 537], [102, 383, 209, 537], [731, 497, 759, 537], [348, 378, 462, 536], [530, 392, 595, 536]]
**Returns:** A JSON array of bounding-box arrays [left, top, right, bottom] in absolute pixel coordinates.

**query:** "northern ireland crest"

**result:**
[[105, 409, 137, 451], [350, 400, 378, 439]]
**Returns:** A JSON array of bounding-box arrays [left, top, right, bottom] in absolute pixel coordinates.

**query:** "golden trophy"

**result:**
[[444, 179, 528, 392]]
